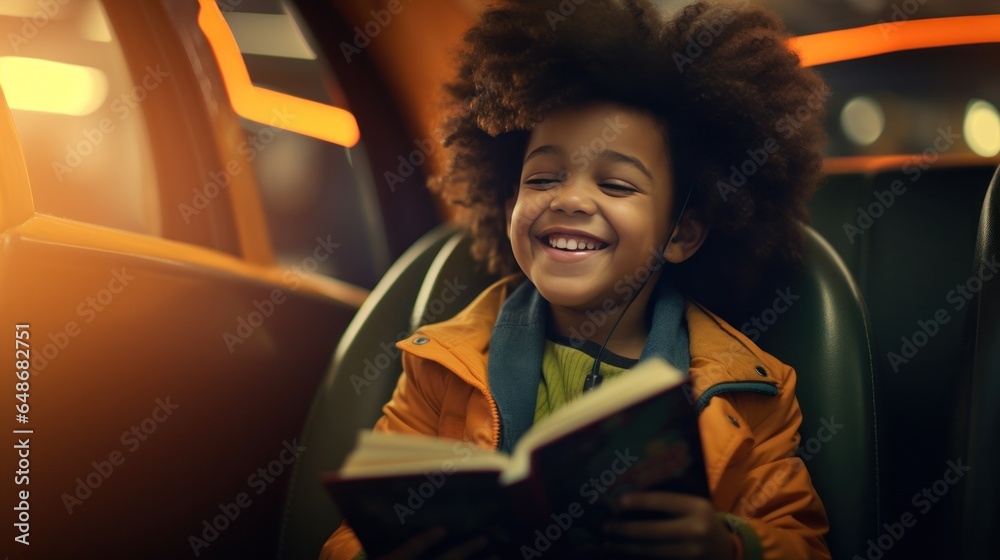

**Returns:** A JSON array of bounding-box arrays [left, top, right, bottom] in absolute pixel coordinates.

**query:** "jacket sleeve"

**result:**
[[713, 363, 832, 560], [319, 349, 445, 560]]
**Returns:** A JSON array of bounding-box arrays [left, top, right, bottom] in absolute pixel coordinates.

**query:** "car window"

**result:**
[[0, 0, 160, 235]]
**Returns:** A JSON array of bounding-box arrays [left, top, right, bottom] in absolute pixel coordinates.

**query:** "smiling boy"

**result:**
[[322, 1, 831, 559], [510, 103, 704, 361]]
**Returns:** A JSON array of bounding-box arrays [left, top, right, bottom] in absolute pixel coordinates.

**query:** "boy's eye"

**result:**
[[600, 183, 636, 193], [524, 177, 561, 187]]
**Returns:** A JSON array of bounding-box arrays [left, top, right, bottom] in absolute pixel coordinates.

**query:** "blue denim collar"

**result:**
[[487, 275, 690, 452]]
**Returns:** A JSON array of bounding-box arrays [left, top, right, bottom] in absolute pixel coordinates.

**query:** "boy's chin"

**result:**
[[532, 279, 610, 311]]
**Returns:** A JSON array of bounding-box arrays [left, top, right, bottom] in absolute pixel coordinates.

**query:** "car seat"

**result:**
[[958, 165, 1000, 560]]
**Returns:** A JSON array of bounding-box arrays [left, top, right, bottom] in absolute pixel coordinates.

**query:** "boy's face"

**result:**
[[507, 102, 688, 311]]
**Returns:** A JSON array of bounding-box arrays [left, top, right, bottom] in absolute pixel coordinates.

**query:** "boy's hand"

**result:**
[[603, 492, 737, 559], [375, 527, 493, 560]]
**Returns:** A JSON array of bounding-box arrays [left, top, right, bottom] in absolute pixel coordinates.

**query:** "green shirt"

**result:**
[[534, 335, 640, 422]]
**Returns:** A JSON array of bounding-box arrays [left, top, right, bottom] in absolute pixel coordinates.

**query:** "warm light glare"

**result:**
[[197, 0, 359, 147], [222, 12, 316, 59], [0, 0, 61, 18], [0, 57, 108, 116], [841, 96, 885, 146], [790, 15, 1000, 67], [78, 0, 113, 43], [964, 99, 1000, 157]]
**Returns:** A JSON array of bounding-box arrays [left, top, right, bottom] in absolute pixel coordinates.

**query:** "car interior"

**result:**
[[0, 1, 998, 559]]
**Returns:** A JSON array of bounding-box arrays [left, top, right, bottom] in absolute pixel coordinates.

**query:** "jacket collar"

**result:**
[[401, 275, 779, 444], [486, 276, 691, 452]]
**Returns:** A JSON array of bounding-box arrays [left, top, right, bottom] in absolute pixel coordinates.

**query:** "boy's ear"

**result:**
[[662, 212, 707, 264]]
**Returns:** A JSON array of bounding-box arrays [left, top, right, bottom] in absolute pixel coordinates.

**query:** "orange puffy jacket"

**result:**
[[322, 276, 830, 560]]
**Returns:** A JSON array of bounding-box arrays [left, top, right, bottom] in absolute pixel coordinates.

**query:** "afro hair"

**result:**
[[430, 0, 828, 312]]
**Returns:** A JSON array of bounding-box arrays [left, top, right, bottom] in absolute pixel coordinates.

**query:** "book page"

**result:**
[[338, 430, 510, 477]]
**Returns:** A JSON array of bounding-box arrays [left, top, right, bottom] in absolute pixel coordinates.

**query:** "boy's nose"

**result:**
[[548, 177, 597, 215]]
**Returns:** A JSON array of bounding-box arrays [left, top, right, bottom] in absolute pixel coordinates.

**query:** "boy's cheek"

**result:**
[[509, 194, 550, 234], [508, 207, 534, 240], [504, 197, 516, 238]]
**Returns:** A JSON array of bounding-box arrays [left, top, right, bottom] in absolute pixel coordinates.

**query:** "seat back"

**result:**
[[277, 224, 455, 560], [278, 227, 500, 559], [808, 165, 995, 559], [960, 165, 1000, 560], [724, 226, 880, 560], [409, 232, 502, 330]]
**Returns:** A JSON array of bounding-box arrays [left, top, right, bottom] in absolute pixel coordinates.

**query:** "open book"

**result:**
[[324, 357, 708, 558]]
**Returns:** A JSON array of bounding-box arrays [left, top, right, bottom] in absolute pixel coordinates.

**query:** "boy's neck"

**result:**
[[546, 286, 656, 360]]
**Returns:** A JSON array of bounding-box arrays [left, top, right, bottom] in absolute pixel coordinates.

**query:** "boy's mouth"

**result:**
[[540, 234, 608, 252]]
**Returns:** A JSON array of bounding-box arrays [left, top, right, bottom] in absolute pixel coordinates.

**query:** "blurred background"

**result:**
[[1, 0, 998, 559], [3, 0, 1000, 288]]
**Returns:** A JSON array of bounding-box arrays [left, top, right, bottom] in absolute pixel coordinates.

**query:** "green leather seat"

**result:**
[[281, 224, 879, 560], [960, 165, 1000, 560], [725, 227, 880, 559], [277, 224, 457, 560]]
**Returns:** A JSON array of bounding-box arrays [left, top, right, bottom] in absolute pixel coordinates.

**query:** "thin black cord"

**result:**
[[582, 182, 696, 392]]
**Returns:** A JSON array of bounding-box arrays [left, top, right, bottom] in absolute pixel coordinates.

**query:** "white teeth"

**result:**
[[546, 236, 604, 251]]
